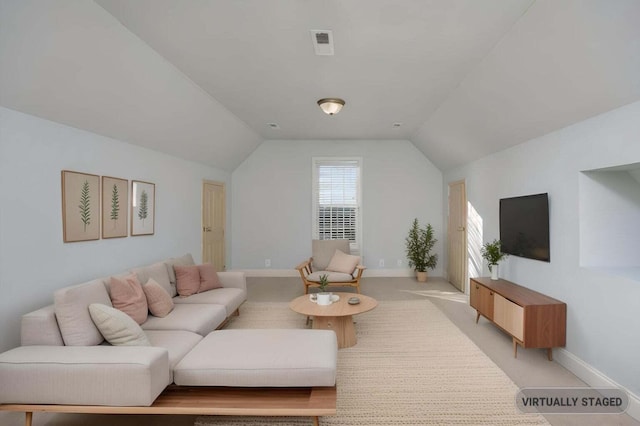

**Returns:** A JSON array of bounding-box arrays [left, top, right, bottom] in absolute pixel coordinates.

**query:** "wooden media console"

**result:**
[[470, 277, 566, 360]]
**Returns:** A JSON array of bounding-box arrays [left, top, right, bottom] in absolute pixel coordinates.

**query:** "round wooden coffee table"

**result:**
[[289, 292, 377, 349]]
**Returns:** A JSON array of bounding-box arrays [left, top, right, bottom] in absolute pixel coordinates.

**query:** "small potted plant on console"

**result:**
[[481, 239, 508, 280]]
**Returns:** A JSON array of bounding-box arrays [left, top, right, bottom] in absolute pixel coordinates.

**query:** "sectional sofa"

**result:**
[[0, 254, 338, 426]]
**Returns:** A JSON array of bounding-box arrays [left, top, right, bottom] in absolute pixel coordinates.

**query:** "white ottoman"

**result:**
[[173, 329, 337, 387]]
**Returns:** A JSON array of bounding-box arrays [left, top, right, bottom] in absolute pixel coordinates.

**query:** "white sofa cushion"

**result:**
[[174, 329, 337, 387], [132, 261, 174, 297], [145, 330, 202, 382], [173, 287, 246, 317], [21, 305, 64, 346], [0, 345, 170, 406], [89, 304, 151, 346], [54, 279, 113, 346], [141, 303, 226, 336]]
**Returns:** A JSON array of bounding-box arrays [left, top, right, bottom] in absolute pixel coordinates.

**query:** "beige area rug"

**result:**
[[195, 300, 549, 426]]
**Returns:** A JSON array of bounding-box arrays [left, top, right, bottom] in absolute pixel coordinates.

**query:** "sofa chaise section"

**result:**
[[0, 345, 170, 406]]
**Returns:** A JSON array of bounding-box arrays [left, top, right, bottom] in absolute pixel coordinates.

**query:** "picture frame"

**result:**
[[101, 176, 128, 239], [131, 180, 155, 236], [61, 170, 101, 243]]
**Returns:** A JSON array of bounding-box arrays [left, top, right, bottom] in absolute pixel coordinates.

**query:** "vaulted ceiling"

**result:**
[[1, 0, 639, 171]]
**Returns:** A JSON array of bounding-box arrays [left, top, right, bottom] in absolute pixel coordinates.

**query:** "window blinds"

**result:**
[[312, 158, 361, 254]]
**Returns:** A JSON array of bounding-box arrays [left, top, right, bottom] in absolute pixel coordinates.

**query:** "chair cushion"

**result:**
[[89, 304, 151, 346], [326, 249, 360, 274], [307, 271, 355, 283], [311, 239, 350, 271]]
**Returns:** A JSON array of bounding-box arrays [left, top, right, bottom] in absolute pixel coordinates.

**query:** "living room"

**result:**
[[1, 1, 639, 425]]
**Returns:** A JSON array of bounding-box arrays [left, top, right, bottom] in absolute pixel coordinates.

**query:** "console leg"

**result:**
[[513, 338, 518, 358], [475, 311, 480, 323], [547, 348, 553, 361], [313, 416, 319, 426], [25, 412, 32, 426]]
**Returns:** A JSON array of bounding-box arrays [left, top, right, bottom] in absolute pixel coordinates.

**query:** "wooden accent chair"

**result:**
[[296, 239, 366, 294]]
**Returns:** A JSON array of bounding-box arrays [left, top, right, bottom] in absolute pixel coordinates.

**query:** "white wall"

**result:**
[[231, 139, 443, 275], [443, 100, 640, 397], [0, 107, 230, 352]]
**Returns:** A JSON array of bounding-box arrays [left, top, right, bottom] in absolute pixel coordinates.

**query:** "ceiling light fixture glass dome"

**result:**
[[317, 98, 345, 115]]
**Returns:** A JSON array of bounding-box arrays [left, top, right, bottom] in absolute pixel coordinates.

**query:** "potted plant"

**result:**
[[316, 274, 332, 305], [481, 239, 508, 280], [405, 218, 438, 282]]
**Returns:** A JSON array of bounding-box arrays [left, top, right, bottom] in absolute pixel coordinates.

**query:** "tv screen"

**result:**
[[499, 193, 550, 262]]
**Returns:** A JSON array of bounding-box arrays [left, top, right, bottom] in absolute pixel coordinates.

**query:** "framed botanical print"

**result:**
[[101, 176, 128, 239], [131, 180, 155, 236], [61, 170, 100, 242]]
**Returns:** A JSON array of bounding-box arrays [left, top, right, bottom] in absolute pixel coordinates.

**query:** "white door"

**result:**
[[447, 180, 467, 292], [202, 181, 225, 271]]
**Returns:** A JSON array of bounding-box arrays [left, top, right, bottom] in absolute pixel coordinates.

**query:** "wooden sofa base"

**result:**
[[0, 385, 337, 426]]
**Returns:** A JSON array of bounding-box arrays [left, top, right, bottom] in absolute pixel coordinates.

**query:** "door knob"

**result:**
[[203, 227, 212, 232], [457, 226, 466, 231]]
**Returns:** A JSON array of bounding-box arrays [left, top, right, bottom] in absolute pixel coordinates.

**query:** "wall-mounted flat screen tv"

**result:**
[[499, 193, 550, 262]]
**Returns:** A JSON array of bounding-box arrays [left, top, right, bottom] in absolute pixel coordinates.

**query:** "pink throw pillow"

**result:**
[[175, 264, 201, 297], [143, 278, 174, 317], [109, 274, 148, 325], [198, 263, 223, 292]]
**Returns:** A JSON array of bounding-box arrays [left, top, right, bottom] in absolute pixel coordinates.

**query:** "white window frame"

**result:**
[[311, 157, 362, 255]]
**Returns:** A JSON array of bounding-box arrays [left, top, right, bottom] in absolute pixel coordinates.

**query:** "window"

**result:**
[[312, 157, 362, 255]]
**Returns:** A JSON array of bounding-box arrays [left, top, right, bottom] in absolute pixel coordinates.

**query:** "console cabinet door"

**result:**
[[493, 293, 524, 341], [470, 281, 494, 320]]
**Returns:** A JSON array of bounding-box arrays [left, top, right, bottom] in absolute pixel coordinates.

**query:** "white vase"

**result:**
[[490, 265, 499, 280], [316, 292, 332, 305]]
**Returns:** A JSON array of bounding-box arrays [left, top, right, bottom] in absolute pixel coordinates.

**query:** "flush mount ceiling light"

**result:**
[[317, 98, 345, 115]]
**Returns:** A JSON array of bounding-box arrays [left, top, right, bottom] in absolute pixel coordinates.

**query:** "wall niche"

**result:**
[[579, 162, 640, 281]]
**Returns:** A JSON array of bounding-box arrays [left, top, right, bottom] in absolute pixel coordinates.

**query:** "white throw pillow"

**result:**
[[326, 249, 360, 275], [89, 303, 150, 346]]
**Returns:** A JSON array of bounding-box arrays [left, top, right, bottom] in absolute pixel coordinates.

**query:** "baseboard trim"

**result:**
[[554, 348, 639, 421], [232, 269, 299, 277], [364, 269, 416, 277], [230, 269, 425, 278]]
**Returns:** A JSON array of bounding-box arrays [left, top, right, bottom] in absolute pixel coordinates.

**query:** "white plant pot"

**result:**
[[316, 292, 332, 306], [490, 265, 499, 280]]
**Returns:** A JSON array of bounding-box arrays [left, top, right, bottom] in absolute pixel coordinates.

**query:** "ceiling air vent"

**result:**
[[310, 30, 334, 56]]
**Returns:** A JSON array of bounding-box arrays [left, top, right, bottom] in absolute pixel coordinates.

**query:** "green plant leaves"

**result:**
[[405, 218, 438, 272]]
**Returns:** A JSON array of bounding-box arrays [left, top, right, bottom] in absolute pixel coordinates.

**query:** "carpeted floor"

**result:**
[[195, 300, 549, 426]]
